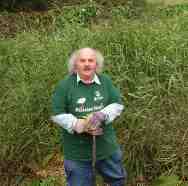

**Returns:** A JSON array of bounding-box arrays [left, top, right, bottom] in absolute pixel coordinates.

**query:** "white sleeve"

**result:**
[[51, 113, 78, 134], [100, 103, 124, 124]]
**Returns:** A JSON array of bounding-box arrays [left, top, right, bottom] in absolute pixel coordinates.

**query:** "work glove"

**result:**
[[73, 119, 89, 134], [88, 111, 106, 128]]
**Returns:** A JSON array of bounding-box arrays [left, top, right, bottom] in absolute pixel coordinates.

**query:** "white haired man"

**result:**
[[51, 47, 127, 186]]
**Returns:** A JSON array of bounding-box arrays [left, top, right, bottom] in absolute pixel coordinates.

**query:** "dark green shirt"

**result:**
[[52, 73, 122, 160]]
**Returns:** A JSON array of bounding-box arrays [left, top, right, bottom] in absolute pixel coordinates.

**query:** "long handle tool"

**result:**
[[92, 135, 96, 186]]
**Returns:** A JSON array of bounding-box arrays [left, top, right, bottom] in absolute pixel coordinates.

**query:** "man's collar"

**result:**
[[77, 73, 101, 85]]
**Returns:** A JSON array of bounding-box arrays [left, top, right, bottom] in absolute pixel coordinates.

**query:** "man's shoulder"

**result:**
[[98, 73, 112, 84], [56, 74, 76, 88]]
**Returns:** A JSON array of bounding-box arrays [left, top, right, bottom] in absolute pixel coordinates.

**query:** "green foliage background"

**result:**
[[0, 1, 188, 185]]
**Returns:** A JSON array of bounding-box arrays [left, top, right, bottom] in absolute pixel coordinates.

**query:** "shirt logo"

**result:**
[[75, 103, 104, 113], [94, 91, 104, 101], [77, 97, 86, 104]]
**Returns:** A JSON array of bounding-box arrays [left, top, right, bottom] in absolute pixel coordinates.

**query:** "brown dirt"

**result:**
[[0, 11, 54, 38], [0, 151, 65, 186], [36, 152, 65, 178]]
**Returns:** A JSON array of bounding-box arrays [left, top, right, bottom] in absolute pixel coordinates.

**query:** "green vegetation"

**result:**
[[0, 1, 188, 185], [26, 177, 59, 186], [152, 175, 188, 186]]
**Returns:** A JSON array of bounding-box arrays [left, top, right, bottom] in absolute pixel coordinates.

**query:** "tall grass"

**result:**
[[0, 3, 188, 185]]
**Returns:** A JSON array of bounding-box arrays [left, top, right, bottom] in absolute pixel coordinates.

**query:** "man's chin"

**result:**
[[82, 72, 94, 79]]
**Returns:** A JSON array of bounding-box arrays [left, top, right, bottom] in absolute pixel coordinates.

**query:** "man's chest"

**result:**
[[67, 84, 109, 116]]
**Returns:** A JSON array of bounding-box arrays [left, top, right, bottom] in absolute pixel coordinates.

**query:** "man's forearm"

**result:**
[[51, 113, 77, 133], [100, 103, 124, 124], [51, 103, 124, 132]]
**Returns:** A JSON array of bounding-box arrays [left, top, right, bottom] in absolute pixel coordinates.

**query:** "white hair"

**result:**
[[68, 47, 104, 74]]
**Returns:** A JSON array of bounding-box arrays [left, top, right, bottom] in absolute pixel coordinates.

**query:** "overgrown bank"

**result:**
[[0, 2, 188, 186]]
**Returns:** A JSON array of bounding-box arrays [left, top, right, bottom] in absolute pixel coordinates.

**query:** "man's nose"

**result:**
[[85, 60, 90, 65]]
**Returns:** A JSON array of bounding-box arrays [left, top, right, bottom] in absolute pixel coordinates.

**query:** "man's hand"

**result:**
[[88, 112, 106, 128], [86, 127, 103, 136], [72, 112, 106, 135], [73, 119, 89, 134]]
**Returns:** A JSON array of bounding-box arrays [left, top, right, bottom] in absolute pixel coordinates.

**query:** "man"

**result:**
[[51, 47, 127, 186]]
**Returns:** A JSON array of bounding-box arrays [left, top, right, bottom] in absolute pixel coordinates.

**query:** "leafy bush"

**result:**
[[111, 0, 148, 19], [152, 175, 187, 186], [26, 177, 59, 186], [159, 3, 188, 17], [55, 2, 98, 26]]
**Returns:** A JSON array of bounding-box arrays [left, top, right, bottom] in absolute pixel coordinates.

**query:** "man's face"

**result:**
[[75, 49, 97, 80]]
